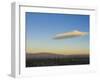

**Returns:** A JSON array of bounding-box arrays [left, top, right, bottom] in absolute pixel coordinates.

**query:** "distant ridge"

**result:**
[[26, 52, 89, 59]]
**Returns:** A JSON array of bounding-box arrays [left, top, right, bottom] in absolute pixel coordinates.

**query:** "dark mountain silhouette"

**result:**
[[26, 52, 89, 67]]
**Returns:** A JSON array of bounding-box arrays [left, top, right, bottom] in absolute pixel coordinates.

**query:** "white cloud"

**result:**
[[53, 30, 88, 39]]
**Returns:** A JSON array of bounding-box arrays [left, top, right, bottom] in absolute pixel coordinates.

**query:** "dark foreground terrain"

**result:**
[[26, 53, 89, 67]]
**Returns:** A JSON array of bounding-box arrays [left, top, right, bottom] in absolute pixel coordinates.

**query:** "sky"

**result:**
[[26, 12, 89, 55]]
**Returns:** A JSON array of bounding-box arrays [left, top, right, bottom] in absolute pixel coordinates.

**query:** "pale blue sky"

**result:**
[[26, 12, 89, 54]]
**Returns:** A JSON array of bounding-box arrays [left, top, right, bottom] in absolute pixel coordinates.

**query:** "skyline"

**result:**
[[26, 12, 89, 55]]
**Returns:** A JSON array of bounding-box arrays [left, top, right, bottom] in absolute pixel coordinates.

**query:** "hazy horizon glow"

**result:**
[[26, 12, 89, 55]]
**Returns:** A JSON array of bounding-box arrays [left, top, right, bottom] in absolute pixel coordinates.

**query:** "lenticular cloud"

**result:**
[[53, 30, 88, 39]]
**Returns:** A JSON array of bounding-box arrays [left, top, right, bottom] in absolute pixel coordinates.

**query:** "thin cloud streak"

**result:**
[[53, 30, 88, 39]]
